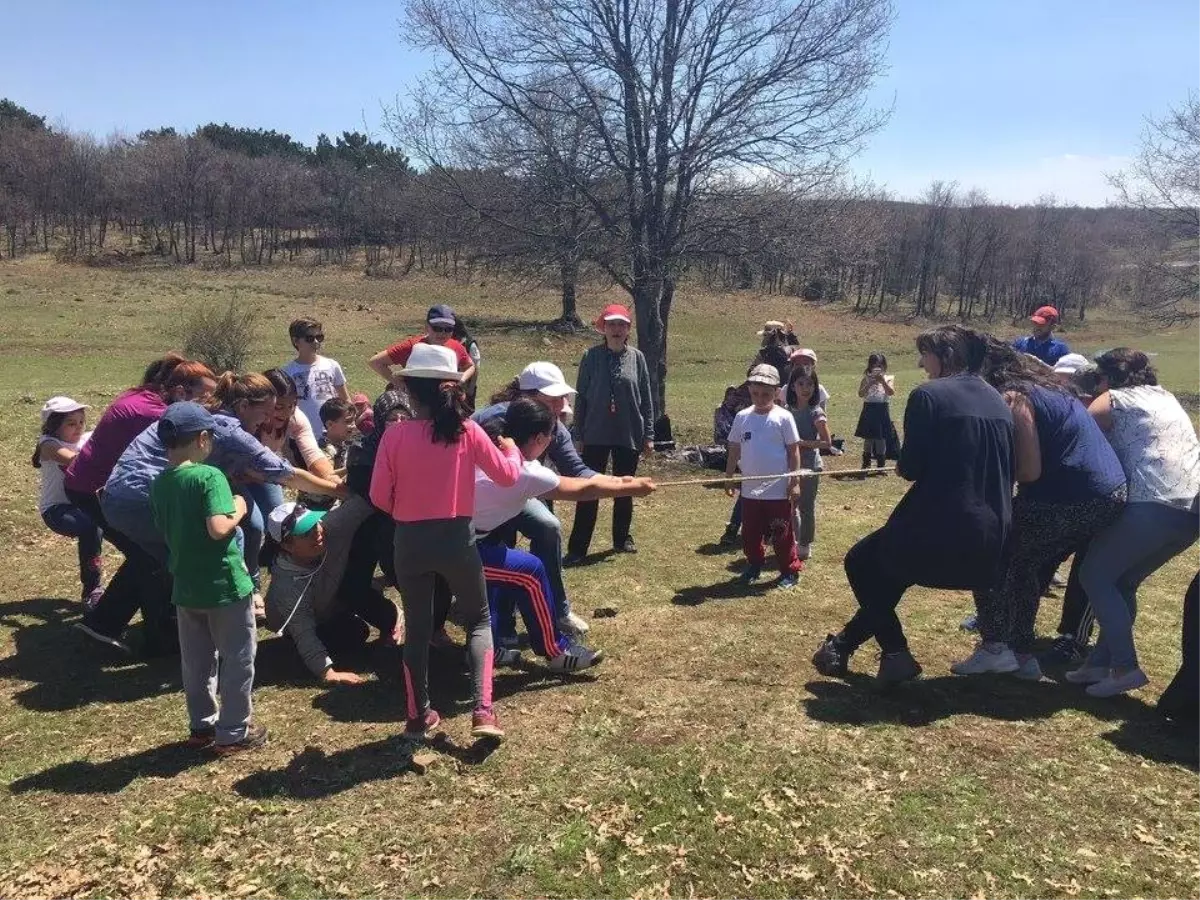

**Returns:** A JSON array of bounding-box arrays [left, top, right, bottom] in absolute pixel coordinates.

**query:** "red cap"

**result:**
[[1030, 305, 1059, 326], [595, 303, 632, 331]]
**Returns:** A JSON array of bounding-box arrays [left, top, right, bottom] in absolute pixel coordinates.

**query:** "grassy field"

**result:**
[[0, 256, 1197, 899]]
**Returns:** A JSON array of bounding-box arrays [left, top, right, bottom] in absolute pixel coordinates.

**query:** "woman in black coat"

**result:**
[[812, 325, 1016, 685]]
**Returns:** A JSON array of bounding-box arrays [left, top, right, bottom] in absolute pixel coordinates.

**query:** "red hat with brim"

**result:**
[[595, 303, 633, 332], [1030, 305, 1059, 326]]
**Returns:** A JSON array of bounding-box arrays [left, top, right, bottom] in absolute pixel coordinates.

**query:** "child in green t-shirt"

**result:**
[[149, 402, 268, 754]]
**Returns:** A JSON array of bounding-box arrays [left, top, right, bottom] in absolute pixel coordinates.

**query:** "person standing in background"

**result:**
[[565, 304, 655, 565], [1013, 306, 1070, 366]]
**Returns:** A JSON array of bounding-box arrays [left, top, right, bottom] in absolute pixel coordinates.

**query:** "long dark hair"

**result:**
[[865, 352, 888, 373], [489, 377, 525, 405], [141, 352, 186, 395], [915, 325, 988, 376], [786, 367, 822, 409], [497, 397, 554, 447], [405, 377, 471, 445], [31, 413, 69, 468], [1095, 348, 1158, 388], [980, 336, 1065, 395]]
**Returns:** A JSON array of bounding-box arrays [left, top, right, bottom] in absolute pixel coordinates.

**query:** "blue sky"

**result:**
[[2, 0, 1196, 206]]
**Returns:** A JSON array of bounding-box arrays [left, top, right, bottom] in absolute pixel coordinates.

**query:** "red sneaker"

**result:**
[[471, 708, 505, 741], [403, 708, 441, 741]]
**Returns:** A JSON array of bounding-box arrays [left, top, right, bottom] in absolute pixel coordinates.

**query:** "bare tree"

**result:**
[[1109, 93, 1199, 322], [402, 0, 892, 417]]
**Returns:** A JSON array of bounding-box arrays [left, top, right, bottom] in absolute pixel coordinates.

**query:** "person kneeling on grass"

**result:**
[[724, 364, 804, 589], [473, 398, 656, 671], [264, 497, 401, 685], [149, 402, 266, 754]]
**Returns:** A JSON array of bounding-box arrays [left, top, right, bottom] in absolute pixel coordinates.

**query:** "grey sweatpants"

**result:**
[[394, 517, 494, 719], [791, 476, 819, 547], [176, 597, 256, 745]]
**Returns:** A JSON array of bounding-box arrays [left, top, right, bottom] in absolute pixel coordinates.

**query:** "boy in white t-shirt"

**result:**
[[281, 317, 349, 442], [725, 364, 803, 588]]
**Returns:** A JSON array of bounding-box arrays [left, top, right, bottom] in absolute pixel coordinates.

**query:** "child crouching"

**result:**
[[149, 402, 266, 753], [724, 364, 803, 588]]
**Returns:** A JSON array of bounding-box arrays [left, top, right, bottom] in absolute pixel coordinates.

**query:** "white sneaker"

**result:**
[[1065, 665, 1108, 685], [1085, 668, 1149, 698], [548, 644, 604, 673], [252, 591, 266, 620], [796, 543, 812, 561], [1014, 654, 1043, 681], [950, 642, 1020, 675], [558, 611, 590, 637]]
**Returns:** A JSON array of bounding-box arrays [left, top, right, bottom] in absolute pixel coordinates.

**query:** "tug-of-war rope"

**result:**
[[648, 465, 896, 488]]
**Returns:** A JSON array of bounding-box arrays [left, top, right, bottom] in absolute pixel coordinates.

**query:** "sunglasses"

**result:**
[[302, 333, 325, 343], [429, 325, 454, 334], [279, 504, 310, 541]]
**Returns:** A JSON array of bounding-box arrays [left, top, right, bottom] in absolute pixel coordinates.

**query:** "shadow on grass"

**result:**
[[694, 542, 738, 556], [802, 674, 1155, 729], [563, 550, 618, 569], [9, 741, 211, 795], [0, 597, 178, 711], [1102, 718, 1199, 771], [233, 733, 500, 800], [671, 576, 782, 606]]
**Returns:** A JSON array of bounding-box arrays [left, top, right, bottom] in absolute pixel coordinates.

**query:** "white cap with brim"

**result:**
[[518, 361, 576, 397], [41, 396, 88, 424], [396, 343, 463, 381], [1052, 352, 1092, 375]]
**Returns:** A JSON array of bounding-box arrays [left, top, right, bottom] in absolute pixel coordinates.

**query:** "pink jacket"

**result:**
[[369, 418, 521, 522]]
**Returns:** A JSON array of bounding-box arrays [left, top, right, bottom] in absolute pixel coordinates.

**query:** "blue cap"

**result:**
[[158, 401, 216, 444], [426, 304, 457, 326]]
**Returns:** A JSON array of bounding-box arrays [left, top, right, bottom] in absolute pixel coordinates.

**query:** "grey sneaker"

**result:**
[[876, 650, 923, 686], [812, 634, 849, 677]]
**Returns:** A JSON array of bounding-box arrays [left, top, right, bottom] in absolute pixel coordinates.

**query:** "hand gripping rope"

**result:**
[[648, 465, 896, 488]]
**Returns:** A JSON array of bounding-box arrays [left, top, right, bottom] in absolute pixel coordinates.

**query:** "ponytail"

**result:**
[[405, 377, 470, 445], [214, 371, 275, 410], [489, 377, 524, 405]]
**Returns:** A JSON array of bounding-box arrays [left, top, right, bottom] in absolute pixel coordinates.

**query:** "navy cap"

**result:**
[[426, 304, 457, 326], [158, 401, 217, 444]]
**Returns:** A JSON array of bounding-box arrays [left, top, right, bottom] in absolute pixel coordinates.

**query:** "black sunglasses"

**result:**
[[302, 333, 325, 343], [429, 325, 454, 334], [279, 504, 309, 541]]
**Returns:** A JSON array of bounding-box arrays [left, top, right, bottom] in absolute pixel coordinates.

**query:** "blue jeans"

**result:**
[[728, 496, 743, 531], [509, 498, 572, 617], [1080, 501, 1200, 670], [241, 482, 284, 589], [42, 503, 103, 597]]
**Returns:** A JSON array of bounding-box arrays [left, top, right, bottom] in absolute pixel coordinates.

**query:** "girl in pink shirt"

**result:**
[[369, 344, 521, 742]]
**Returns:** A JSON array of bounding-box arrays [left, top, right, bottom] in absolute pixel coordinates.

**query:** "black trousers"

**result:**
[[837, 528, 918, 655], [568, 444, 640, 555], [1158, 572, 1199, 722]]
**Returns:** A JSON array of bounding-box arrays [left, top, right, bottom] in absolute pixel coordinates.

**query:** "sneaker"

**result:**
[[1050, 571, 1068, 589], [796, 543, 811, 561], [558, 610, 591, 637], [719, 525, 740, 546], [1014, 654, 1043, 681], [1048, 633, 1085, 664], [494, 647, 522, 668], [616, 537, 637, 554], [959, 613, 979, 633], [186, 727, 216, 749], [471, 708, 505, 740], [1065, 665, 1108, 685], [776, 572, 800, 589], [876, 650, 923, 685], [1086, 668, 1149, 698], [950, 642, 1020, 676], [83, 587, 104, 610], [548, 644, 604, 673], [812, 634, 849, 677], [73, 620, 131, 654], [737, 564, 762, 585], [403, 708, 442, 741], [213, 723, 269, 755], [562, 551, 587, 568]]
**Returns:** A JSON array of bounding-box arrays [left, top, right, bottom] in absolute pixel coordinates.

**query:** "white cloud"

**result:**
[[856, 153, 1134, 207]]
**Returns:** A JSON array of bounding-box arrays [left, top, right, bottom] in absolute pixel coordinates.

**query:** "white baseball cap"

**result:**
[[41, 396, 88, 424], [1052, 353, 1091, 375], [518, 361, 576, 398], [396, 343, 462, 381]]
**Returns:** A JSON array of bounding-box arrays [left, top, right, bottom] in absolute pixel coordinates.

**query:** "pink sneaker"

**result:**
[[471, 708, 505, 741], [403, 708, 441, 741]]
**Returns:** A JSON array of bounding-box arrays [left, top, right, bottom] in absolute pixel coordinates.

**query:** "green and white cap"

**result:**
[[267, 502, 326, 543]]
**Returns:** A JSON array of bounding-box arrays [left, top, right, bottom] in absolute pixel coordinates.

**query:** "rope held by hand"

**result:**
[[650, 465, 896, 488]]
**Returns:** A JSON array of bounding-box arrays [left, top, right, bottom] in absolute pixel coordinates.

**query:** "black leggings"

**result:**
[[837, 529, 920, 655], [568, 444, 640, 554]]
